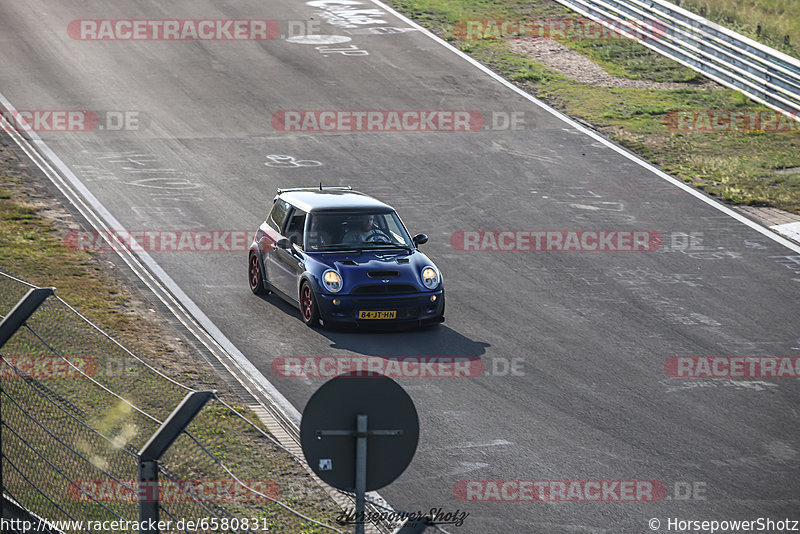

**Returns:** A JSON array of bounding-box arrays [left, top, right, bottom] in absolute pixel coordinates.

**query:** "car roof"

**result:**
[[278, 190, 394, 213]]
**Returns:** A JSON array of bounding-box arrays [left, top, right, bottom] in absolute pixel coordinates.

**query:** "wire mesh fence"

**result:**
[[0, 271, 343, 533]]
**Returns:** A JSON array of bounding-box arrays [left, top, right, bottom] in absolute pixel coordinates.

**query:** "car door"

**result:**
[[261, 198, 289, 291], [268, 206, 307, 301]]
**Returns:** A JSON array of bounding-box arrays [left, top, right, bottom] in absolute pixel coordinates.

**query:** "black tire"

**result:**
[[299, 281, 320, 327], [248, 252, 269, 295]]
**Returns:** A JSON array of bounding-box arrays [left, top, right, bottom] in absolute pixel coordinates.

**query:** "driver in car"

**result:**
[[343, 214, 389, 243]]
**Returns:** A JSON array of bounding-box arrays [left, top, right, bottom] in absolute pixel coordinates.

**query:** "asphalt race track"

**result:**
[[1, 0, 799, 532]]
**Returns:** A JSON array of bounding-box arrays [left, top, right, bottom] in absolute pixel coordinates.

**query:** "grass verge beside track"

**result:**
[[388, 0, 800, 214]]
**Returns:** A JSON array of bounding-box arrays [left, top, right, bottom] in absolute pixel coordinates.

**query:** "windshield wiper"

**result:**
[[315, 246, 363, 253], [363, 243, 412, 251]]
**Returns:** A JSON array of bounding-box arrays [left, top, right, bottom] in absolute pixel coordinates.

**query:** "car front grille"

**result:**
[[351, 283, 418, 295], [367, 270, 400, 279]]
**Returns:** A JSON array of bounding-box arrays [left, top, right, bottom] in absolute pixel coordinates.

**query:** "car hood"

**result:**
[[304, 249, 439, 293]]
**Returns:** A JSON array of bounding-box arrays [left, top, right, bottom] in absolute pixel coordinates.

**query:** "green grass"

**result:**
[[387, 0, 800, 213], [564, 39, 705, 83], [680, 0, 800, 58], [0, 176, 124, 319]]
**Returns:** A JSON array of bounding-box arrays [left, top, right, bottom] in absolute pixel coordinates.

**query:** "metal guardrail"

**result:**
[[550, 0, 800, 120]]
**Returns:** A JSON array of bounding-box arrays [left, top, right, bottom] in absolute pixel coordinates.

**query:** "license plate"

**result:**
[[358, 310, 397, 320]]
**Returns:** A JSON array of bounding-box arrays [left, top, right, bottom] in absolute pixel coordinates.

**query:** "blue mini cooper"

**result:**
[[248, 186, 445, 328]]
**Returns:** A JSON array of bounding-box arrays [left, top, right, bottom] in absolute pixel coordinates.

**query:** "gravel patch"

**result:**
[[509, 38, 718, 89]]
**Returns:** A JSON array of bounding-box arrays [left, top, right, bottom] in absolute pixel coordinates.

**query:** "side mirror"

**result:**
[[412, 233, 428, 247], [277, 238, 291, 249]]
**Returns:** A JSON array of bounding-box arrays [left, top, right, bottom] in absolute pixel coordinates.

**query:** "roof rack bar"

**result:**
[[276, 186, 352, 194]]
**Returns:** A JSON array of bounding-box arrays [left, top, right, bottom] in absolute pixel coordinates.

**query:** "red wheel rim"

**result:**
[[301, 285, 313, 321], [249, 255, 260, 289]]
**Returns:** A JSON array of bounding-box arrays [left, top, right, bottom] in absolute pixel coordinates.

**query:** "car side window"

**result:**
[[285, 208, 307, 249], [267, 199, 290, 232]]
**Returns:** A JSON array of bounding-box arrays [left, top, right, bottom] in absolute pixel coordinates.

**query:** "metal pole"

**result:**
[[354, 414, 367, 534], [0, 287, 53, 503], [315, 416, 402, 534], [138, 460, 159, 534], [0, 288, 54, 349], [0, 370, 3, 508], [137, 391, 213, 534]]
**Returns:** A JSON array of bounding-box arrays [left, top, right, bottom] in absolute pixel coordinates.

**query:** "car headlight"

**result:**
[[421, 266, 439, 290], [322, 270, 343, 293]]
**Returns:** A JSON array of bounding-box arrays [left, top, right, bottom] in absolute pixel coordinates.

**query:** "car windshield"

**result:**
[[305, 211, 413, 251]]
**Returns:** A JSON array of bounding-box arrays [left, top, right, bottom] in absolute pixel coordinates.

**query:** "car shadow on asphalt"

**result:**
[[252, 291, 489, 358], [319, 324, 490, 359]]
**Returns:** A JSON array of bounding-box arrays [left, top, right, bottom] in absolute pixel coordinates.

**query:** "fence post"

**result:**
[[0, 287, 54, 501], [138, 391, 214, 533], [0, 288, 54, 349]]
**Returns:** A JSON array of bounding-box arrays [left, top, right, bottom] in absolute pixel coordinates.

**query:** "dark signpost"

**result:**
[[300, 372, 420, 534]]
